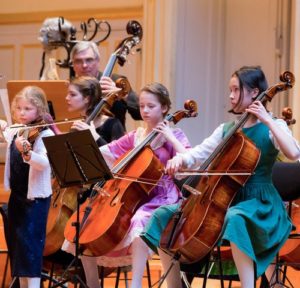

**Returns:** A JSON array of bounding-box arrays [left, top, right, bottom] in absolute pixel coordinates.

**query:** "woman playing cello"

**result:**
[[141, 66, 300, 288], [43, 76, 125, 256], [66, 76, 125, 145], [62, 82, 191, 288]]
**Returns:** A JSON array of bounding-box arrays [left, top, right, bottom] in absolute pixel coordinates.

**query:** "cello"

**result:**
[[160, 71, 295, 264], [43, 20, 143, 256], [43, 82, 129, 256], [64, 100, 198, 256]]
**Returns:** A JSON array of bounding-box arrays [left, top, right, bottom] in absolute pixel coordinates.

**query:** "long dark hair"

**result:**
[[70, 76, 102, 116], [229, 66, 268, 114]]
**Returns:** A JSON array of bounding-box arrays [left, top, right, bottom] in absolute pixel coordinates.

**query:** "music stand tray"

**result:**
[[43, 129, 113, 188]]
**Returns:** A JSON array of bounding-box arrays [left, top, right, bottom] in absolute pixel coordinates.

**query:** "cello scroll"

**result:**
[[263, 71, 295, 102], [281, 107, 296, 126], [171, 100, 198, 124]]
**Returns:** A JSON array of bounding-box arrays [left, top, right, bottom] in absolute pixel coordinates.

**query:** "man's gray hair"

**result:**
[[70, 41, 100, 60]]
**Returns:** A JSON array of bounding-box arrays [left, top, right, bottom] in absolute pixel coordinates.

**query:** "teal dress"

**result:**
[[141, 121, 292, 278]]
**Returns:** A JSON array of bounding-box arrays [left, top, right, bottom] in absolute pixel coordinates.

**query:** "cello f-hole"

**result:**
[[110, 188, 121, 207]]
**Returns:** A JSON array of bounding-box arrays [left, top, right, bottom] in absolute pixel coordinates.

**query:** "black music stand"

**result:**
[[43, 130, 113, 288]]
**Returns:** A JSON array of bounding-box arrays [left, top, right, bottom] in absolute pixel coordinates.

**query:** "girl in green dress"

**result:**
[[141, 66, 300, 288]]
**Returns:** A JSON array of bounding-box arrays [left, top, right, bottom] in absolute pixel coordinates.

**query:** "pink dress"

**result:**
[[95, 126, 191, 267]]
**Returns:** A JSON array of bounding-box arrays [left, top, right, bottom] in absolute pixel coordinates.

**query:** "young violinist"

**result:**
[[66, 76, 125, 145], [62, 82, 191, 288], [0, 86, 54, 288], [141, 66, 300, 288]]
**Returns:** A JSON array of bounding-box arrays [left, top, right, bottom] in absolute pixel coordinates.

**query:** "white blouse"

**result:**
[[3, 127, 54, 200], [177, 118, 298, 170]]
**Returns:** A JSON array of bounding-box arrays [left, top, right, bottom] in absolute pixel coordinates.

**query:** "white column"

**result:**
[[290, 0, 300, 140]]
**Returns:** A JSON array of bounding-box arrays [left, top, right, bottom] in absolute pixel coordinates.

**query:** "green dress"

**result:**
[[141, 121, 292, 278]]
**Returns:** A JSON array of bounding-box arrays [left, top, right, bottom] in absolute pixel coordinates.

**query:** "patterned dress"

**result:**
[[141, 119, 294, 277], [94, 126, 191, 267]]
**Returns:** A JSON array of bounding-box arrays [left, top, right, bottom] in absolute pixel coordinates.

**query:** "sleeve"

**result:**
[[177, 123, 224, 169], [170, 128, 192, 156], [270, 118, 300, 151], [96, 137, 108, 147], [100, 131, 135, 168], [25, 130, 53, 171]]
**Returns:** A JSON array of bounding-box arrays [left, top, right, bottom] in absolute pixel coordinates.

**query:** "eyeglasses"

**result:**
[[73, 57, 97, 66]]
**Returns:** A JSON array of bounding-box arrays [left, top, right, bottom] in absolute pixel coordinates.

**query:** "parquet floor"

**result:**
[[0, 164, 299, 287]]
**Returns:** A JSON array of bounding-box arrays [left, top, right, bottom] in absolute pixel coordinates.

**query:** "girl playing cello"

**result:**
[[62, 82, 191, 288], [141, 66, 300, 288]]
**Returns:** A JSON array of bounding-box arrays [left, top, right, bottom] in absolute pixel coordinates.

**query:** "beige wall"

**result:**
[[0, 0, 142, 14], [0, 0, 299, 145]]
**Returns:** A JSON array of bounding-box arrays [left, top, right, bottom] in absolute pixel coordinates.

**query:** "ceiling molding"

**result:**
[[0, 7, 143, 25]]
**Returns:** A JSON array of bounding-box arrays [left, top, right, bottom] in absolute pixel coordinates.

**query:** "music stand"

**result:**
[[43, 129, 112, 288]]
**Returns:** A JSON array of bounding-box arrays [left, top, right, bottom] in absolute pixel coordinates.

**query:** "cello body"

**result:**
[[160, 71, 295, 264], [44, 180, 78, 255], [64, 101, 198, 256], [64, 147, 164, 255], [160, 132, 260, 263]]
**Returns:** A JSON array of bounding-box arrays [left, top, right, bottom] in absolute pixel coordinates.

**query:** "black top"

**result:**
[[95, 116, 125, 146]]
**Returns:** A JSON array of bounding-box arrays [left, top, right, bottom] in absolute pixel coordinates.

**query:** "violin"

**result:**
[[18, 122, 45, 143], [64, 100, 198, 256], [17, 113, 56, 155], [160, 71, 295, 264]]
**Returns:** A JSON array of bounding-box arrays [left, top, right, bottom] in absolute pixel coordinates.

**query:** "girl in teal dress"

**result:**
[[141, 66, 300, 288]]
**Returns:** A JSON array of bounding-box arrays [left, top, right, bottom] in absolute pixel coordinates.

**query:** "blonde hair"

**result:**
[[11, 86, 49, 122]]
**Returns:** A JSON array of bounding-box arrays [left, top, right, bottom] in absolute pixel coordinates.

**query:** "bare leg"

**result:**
[[265, 263, 285, 288], [265, 264, 276, 284], [131, 237, 149, 288], [27, 277, 41, 288], [231, 242, 255, 288], [158, 248, 182, 288], [19, 278, 27, 288], [81, 255, 100, 288]]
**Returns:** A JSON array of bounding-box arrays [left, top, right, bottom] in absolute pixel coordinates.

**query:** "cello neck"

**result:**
[[85, 52, 119, 124], [198, 88, 271, 171], [111, 114, 174, 174], [102, 52, 118, 77]]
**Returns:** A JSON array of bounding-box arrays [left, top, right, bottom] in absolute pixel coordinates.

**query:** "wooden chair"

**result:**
[[267, 161, 300, 287]]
